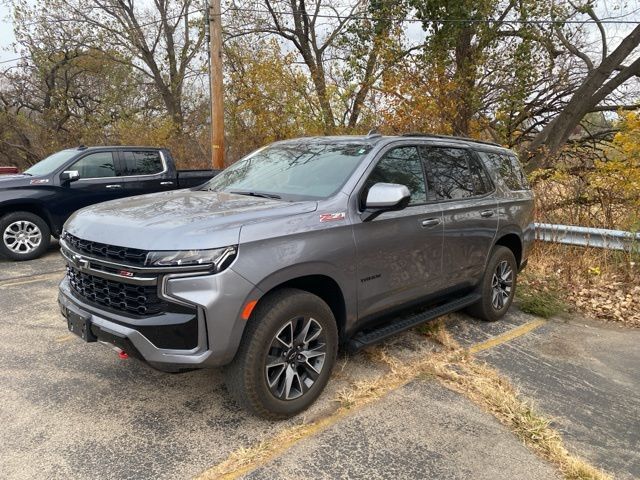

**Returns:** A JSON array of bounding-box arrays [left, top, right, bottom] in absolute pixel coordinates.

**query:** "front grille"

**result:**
[[67, 266, 166, 316], [64, 233, 148, 266]]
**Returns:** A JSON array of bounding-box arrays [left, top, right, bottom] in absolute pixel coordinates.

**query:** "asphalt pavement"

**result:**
[[447, 313, 640, 479], [1, 248, 637, 479]]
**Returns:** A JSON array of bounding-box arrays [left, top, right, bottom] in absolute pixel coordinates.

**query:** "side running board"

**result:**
[[347, 293, 481, 352]]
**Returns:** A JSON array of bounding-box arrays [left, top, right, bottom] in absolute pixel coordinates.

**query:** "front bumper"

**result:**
[[58, 266, 259, 371]]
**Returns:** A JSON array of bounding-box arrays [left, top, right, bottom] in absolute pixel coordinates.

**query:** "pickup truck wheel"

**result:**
[[466, 246, 517, 322], [0, 212, 51, 261], [224, 288, 338, 419]]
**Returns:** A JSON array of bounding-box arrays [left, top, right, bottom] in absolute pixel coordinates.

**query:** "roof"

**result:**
[[67, 145, 164, 151], [399, 133, 502, 148], [274, 134, 510, 152]]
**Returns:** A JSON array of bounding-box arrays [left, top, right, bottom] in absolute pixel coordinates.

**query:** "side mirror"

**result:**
[[60, 170, 80, 183], [362, 183, 411, 221]]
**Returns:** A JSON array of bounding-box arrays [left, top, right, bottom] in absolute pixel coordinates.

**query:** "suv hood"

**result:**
[[64, 189, 318, 250], [0, 174, 40, 189]]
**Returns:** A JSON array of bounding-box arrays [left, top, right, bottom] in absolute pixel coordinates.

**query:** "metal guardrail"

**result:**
[[534, 223, 640, 251]]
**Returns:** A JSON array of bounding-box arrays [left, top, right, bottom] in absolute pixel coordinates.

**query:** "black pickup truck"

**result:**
[[0, 146, 219, 260]]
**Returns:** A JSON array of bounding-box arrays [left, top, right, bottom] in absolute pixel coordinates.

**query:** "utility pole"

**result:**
[[208, 0, 225, 169]]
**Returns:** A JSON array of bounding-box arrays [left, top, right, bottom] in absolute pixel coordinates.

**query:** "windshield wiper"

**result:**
[[229, 190, 282, 200]]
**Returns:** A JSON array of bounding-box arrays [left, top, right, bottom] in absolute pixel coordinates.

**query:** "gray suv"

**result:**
[[58, 134, 534, 418]]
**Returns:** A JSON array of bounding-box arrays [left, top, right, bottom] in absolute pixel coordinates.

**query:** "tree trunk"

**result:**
[[524, 23, 640, 170], [451, 26, 476, 136]]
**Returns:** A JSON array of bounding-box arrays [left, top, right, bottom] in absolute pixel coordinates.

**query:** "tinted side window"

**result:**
[[425, 148, 474, 200], [469, 155, 493, 195], [121, 151, 164, 176], [479, 151, 529, 190], [363, 146, 427, 207], [71, 152, 116, 178], [504, 154, 530, 190]]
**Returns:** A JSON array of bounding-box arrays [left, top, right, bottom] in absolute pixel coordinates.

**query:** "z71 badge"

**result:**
[[319, 212, 346, 223]]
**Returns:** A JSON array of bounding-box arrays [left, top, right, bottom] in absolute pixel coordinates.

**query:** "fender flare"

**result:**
[[0, 198, 56, 233]]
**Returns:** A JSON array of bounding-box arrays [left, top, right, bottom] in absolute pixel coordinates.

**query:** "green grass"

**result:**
[[415, 320, 443, 336], [517, 286, 566, 319]]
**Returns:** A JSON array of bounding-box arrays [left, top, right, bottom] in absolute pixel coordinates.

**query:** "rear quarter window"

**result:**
[[121, 151, 164, 176], [478, 151, 530, 191]]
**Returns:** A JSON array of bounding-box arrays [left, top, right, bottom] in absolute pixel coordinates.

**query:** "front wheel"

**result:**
[[0, 211, 51, 261], [466, 246, 518, 322], [224, 288, 338, 419]]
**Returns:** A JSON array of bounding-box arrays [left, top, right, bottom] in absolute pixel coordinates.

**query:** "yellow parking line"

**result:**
[[55, 334, 75, 343], [468, 318, 547, 354], [0, 271, 64, 288], [196, 317, 548, 480]]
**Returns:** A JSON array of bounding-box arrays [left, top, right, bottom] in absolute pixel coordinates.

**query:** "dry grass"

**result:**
[[521, 242, 640, 327], [195, 422, 322, 480], [197, 323, 610, 480], [435, 360, 611, 480], [418, 325, 611, 479]]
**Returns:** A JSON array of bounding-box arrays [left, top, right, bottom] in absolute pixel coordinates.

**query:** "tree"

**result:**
[[223, 38, 324, 159], [525, 20, 640, 170], [15, 0, 207, 130], [410, 0, 522, 136], [229, 0, 405, 133], [0, 7, 141, 166]]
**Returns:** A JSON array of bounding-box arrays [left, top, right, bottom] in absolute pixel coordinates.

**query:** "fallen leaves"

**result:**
[[522, 243, 640, 328]]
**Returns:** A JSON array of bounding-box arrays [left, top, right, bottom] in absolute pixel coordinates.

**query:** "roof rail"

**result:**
[[400, 132, 502, 148], [366, 128, 381, 138]]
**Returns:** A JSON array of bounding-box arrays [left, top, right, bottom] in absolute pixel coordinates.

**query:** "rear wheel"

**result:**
[[466, 246, 517, 322], [0, 211, 51, 261], [224, 288, 338, 419]]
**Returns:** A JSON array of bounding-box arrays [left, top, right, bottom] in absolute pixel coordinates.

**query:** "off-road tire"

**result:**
[[0, 211, 51, 261], [224, 288, 338, 419], [465, 246, 518, 322]]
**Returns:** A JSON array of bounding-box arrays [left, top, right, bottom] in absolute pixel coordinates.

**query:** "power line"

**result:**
[[0, 7, 206, 66], [0, 57, 23, 65], [225, 6, 640, 25], [11, 7, 205, 30], [1, 4, 637, 67]]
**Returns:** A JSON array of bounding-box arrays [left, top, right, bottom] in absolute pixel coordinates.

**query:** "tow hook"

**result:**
[[99, 341, 129, 359], [113, 346, 129, 359]]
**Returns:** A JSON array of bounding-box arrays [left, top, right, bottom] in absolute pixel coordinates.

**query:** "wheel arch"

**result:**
[[494, 229, 523, 268], [250, 269, 351, 341], [0, 201, 55, 235]]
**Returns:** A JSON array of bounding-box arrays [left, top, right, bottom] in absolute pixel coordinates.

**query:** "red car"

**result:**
[[0, 166, 19, 175]]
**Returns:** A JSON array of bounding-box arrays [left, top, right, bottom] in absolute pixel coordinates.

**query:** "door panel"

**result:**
[[353, 205, 443, 319], [55, 152, 130, 224], [439, 197, 498, 287], [353, 144, 444, 320], [118, 150, 172, 196], [424, 147, 499, 287]]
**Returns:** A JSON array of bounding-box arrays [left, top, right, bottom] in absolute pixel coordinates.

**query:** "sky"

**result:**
[[0, 2, 16, 64], [0, 1, 638, 66]]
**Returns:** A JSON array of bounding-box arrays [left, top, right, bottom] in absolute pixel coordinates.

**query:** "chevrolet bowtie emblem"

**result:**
[[71, 253, 90, 270]]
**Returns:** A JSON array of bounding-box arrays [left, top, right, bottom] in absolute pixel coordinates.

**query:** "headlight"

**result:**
[[145, 246, 237, 270]]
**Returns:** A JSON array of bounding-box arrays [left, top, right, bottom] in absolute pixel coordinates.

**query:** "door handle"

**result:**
[[105, 184, 122, 189], [421, 218, 441, 227], [160, 181, 174, 186], [480, 210, 494, 217]]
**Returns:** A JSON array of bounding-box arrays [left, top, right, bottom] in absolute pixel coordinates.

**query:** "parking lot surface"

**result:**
[[448, 314, 640, 479], [1, 249, 637, 479], [243, 379, 559, 480]]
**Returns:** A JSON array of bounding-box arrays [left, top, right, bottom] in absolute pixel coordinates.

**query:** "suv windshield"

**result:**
[[204, 142, 372, 200], [24, 149, 78, 176]]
